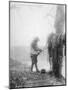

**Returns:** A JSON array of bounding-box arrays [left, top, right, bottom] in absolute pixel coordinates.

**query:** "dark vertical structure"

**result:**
[[54, 5, 65, 34], [53, 5, 65, 78]]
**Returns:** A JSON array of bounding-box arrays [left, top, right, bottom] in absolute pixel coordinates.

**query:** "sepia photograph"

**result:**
[[9, 1, 66, 89]]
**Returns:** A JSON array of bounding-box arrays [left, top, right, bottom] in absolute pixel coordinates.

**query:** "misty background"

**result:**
[[10, 2, 65, 77]]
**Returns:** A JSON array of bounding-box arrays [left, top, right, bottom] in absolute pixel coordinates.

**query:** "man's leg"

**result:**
[[49, 57, 52, 71], [48, 49, 53, 71], [58, 56, 63, 76], [31, 62, 34, 72], [35, 62, 39, 72], [31, 56, 34, 72]]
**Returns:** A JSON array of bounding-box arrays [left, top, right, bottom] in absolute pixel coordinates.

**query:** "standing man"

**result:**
[[47, 33, 56, 72], [53, 34, 63, 78], [48, 39, 53, 71], [30, 37, 42, 72]]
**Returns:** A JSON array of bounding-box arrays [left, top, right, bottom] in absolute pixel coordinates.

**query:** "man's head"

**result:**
[[34, 37, 40, 43]]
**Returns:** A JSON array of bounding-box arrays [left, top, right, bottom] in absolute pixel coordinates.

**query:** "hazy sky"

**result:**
[[10, 2, 57, 47]]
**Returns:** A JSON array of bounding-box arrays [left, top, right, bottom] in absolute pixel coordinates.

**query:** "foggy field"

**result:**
[[10, 46, 65, 77]]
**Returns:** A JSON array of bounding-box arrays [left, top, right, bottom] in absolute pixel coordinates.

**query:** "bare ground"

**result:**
[[9, 70, 65, 89]]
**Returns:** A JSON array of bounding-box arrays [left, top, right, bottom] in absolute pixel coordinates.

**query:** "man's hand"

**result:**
[[37, 49, 42, 55], [39, 49, 42, 52]]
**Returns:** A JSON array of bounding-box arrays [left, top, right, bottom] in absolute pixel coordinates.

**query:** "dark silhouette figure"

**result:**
[[63, 33, 66, 56], [52, 34, 63, 78], [48, 40, 53, 71], [48, 33, 64, 78], [30, 37, 42, 72], [47, 33, 56, 71]]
